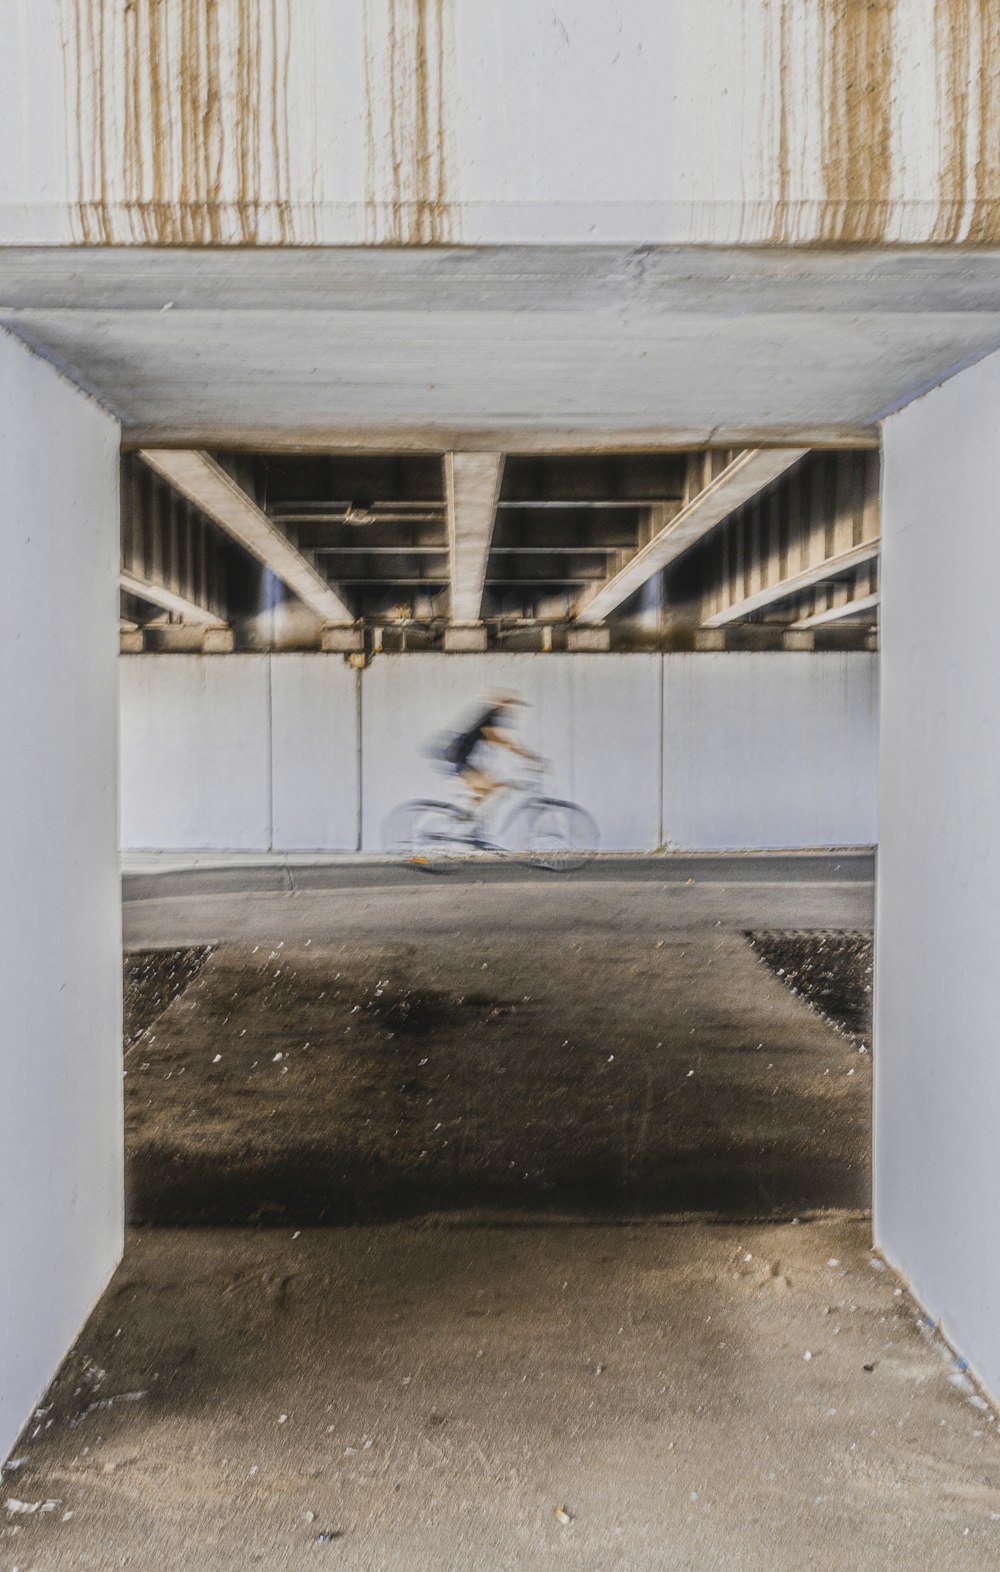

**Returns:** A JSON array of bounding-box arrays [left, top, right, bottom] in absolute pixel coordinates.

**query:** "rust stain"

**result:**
[[59, 0, 293, 244], [967, 0, 1000, 242], [364, 0, 453, 243], [816, 0, 894, 243], [931, 0, 970, 241], [768, 0, 793, 242], [926, 0, 1000, 244]]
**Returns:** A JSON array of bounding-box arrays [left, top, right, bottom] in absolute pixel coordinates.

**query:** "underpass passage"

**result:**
[[123, 884, 872, 1226], [21, 870, 1000, 1572]]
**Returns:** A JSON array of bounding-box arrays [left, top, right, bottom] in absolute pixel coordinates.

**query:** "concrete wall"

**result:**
[[877, 348, 1000, 1400], [663, 654, 879, 850], [3, 1, 999, 247], [120, 652, 878, 854], [0, 330, 121, 1459], [270, 655, 360, 852], [120, 656, 272, 851], [361, 654, 663, 853]]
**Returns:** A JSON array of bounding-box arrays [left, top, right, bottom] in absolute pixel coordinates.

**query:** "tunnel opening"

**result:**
[[116, 443, 878, 1232]]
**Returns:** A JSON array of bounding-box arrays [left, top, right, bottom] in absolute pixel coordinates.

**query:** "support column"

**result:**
[[0, 331, 123, 1458], [877, 346, 1000, 1402]]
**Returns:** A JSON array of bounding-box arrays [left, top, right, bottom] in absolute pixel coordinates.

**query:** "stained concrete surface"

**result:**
[[7, 249, 1000, 448], [5, 1221, 1000, 1571], [123, 928, 870, 1224], [10, 869, 993, 1568]]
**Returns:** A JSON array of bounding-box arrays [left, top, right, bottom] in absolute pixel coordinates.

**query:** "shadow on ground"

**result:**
[[124, 928, 871, 1225]]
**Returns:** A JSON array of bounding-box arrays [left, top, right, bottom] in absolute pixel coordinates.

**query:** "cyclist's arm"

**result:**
[[482, 726, 538, 760]]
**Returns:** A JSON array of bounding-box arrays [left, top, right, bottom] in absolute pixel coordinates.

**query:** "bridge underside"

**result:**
[[7, 244, 996, 652]]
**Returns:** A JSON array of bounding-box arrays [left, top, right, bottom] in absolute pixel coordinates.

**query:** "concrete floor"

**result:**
[[6, 1220, 1000, 1571], [5, 864, 998, 1568]]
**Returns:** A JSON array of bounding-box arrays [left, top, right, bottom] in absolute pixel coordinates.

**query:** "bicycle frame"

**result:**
[[443, 766, 550, 850]]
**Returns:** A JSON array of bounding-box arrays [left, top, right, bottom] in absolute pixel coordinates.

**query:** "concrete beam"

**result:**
[[693, 628, 727, 651], [702, 540, 880, 627], [566, 625, 611, 652], [119, 570, 217, 625], [443, 623, 489, 653], [576, 449, 807, 624], [321, 625, 365, 653], [445, 452, 504, 624], [138, 450, 352, 625], [781, 630, 815, 651], [201, 624, 235, 654], [790, 590, 880, 630]]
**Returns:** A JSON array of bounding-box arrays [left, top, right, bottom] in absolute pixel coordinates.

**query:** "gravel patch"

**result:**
[[748, 930, 874, 1049]]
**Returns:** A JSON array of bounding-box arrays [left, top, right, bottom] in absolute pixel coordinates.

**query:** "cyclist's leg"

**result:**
[[460, 764, 500, 802]]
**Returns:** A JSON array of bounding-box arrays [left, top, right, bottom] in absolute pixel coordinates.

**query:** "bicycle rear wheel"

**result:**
[[505, 797, 599, 871], [383, 800, 473, 872]]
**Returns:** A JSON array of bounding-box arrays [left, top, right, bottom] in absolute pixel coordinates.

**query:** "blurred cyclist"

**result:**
[[439, 692, 540, 803]]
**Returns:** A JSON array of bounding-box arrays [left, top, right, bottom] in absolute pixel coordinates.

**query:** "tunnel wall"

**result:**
[[0, 331, 122, 1460], [877, 347, 1000, 1403], [119, 651, 878, 854]]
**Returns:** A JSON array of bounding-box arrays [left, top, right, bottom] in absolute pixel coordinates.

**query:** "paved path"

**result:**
[[8, 1220, 999, 1571], [121, 869, 873, 1224]]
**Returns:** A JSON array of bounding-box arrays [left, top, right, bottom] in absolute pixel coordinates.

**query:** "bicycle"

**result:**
[[383, 762, 599, 872]]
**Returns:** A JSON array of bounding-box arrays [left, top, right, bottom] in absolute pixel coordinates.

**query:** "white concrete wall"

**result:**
[[877, 348, 1000, 1400], [0, 330, 121, 1459], [3, 1, 996, 247], [360, 654, 663, 853], [663, 653, 879, 850], [120, 656, 271, 850], [119, 652, 878, 855], [270, 656, 360, 851], [120, 654, 360, 852]]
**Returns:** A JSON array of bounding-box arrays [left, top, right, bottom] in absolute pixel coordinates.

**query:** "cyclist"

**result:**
[[439, 692, 540, 803]]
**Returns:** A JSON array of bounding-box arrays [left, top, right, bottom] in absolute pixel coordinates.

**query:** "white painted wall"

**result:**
[[1, 1, 993, 247], [120, 656, 271, 850], [877, 348, 1000, 1400], [270, 655, 360, 851], [119, 652, 878, 855], [360, 654, 663, 853], [663, 653, 879, 850], [0, 329, 121, 1459]]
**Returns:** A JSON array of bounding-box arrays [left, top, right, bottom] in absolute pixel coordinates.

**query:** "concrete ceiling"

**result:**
[[3, 247, 1000, 449]]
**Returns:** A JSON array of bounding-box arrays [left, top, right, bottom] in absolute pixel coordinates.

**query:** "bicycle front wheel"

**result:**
[[382, 800, 472, 873], [505, 797, 599, 871]]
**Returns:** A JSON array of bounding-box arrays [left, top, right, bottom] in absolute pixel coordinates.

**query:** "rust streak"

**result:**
[[364, 0, 452, 243], [818, 0, 894, 243], [64, 0, 294, 245], [967, 0, 1000, 242], [931, 0, 971, 241], [769, 0, 793, 242], [362, 0, 379, 241], [204, 0, 224, 242], [94, 0, 113, 240], [56, 0, 87, 242], [388, 0, 404, 242], [274, 0, 293, 241], [235, 0, 257, 242]]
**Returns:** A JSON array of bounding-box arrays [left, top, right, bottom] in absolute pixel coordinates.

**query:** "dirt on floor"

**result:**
[[3, 1219, 999, 1572], [123, 948, 214, 1048], [748, 931, 874, 1049], [122, 932, 871, 1226], [5, 881, 993, 1569]]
